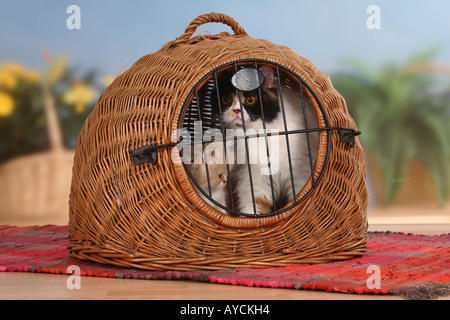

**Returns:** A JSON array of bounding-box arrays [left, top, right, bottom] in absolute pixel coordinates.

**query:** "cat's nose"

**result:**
[[233, 109, 240, 115]]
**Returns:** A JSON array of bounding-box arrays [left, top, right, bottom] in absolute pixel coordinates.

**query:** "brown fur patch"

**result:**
[[254, 196, 273, 214]]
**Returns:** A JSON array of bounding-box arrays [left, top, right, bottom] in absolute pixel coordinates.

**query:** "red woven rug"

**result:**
[[1, 225, 449, 300]]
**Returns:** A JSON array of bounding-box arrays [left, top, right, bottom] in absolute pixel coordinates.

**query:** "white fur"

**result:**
[[227, 86, 319, 215]]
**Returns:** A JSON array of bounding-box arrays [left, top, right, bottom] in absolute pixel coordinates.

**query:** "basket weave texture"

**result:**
[[68, 13, 368, 270]]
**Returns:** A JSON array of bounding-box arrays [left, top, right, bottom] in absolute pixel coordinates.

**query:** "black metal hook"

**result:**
[[130, 143, 177, 165], [338, 129, 361, 148]]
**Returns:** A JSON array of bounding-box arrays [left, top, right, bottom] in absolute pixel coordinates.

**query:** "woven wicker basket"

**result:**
[[68, 13, 368, 271], [0, 150, 74, 224]]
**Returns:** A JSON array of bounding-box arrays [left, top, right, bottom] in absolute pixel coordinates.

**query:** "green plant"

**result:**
[[332, 48, 450, 206]]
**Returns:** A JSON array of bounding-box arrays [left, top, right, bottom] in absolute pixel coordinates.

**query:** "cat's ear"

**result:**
[[259, 66, 276, 89], [216, 68, 233, 83]]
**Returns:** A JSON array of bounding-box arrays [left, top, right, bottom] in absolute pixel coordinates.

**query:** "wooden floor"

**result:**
[[0, 223, 449, 300]]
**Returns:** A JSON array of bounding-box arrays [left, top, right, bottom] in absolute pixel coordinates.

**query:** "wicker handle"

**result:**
[[170, 13, 248, 47]]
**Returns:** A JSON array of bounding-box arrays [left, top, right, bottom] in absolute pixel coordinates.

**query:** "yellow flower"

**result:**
[[0, 62, 42, 87], [63, 81, 96, 113], [0, 62, 25, 77], [0, 91, 14, 117], [0, 71, 17, 89], [24, 70, 41, 83]]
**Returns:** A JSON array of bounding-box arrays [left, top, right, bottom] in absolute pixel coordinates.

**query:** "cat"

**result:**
[[186, 142, 229, 214], [210, 65, 319, 215]]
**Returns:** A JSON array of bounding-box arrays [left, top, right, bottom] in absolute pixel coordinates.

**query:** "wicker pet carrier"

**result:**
[[68, 13, 368, 270]]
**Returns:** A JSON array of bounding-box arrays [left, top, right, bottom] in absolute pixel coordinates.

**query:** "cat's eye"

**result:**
[[221, 96, 231, 105], [245, 96, 256, 105]]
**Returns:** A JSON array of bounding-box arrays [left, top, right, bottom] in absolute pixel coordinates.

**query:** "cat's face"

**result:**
[[189, 162, 228, 193], [211, 66, 280, 129], [206, 162, 228, 190]]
